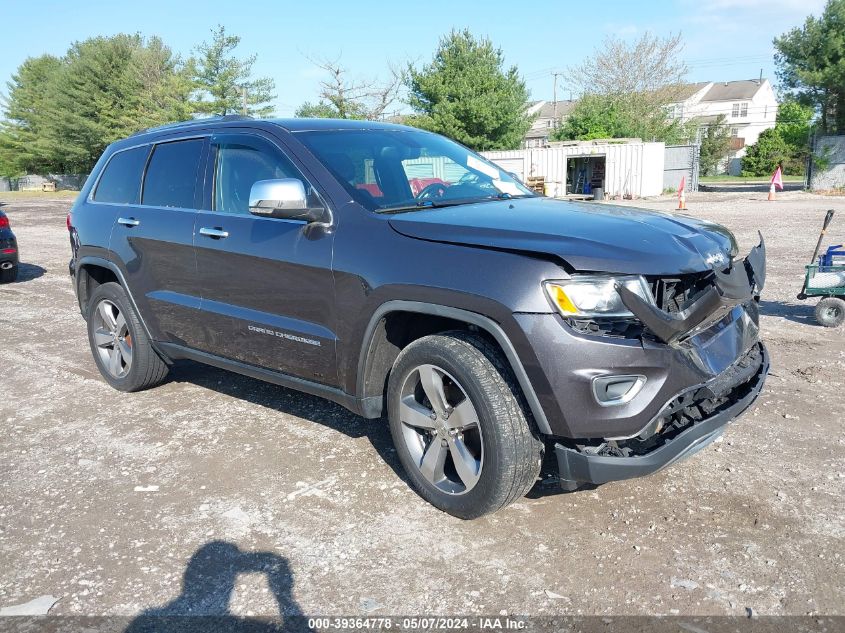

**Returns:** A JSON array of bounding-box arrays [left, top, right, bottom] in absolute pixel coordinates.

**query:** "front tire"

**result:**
[[387, 331, 542, 519], [816, 297, 845, 328], [86, 282, 169, 391]]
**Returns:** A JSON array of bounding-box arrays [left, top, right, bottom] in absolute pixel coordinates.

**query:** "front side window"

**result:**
[[214, 142, 304, 214], [93, 146, 149, 204], [295, 129, 534, 212], [142, 139, 204, 209]]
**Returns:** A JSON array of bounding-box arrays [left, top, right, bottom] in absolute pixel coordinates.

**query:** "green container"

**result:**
[[803, 264, 845, 297]]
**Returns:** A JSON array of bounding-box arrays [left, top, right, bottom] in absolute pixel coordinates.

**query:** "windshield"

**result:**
[[294, 129, 535, 212]]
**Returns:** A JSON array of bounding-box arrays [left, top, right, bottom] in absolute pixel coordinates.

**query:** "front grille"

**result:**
[[648, 271, 715, 314], [566, 271, 717, 339]]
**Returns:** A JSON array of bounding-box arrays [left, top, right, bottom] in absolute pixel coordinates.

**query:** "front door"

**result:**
[[193, 132, 337, 385]]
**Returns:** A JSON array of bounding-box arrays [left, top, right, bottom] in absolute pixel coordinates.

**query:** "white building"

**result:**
[[668, 79, 779, 174], [523, 79, 779, 174], [483, 140, 665, 199]]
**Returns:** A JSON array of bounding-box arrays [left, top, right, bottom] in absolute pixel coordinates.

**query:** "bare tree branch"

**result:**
[[565, 32, 688, 102], [302, 55, 403, 119]]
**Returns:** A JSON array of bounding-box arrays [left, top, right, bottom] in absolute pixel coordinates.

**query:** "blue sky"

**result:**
[[0, 0, 827, 116]]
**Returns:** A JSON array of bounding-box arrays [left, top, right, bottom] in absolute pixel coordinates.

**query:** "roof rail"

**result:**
[[131, 114, 254, 137]]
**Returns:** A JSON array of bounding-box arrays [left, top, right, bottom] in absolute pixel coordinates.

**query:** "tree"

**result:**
[[741, 128, 791, 176], [44, 34, 194, 172], [122, 36, 194, 131], [553, 32, 694, 144], [295, 101, 343, 118], [405, 29, 531, 150], [295, 58, 401, 120], [740, 99, 814, 176], [191, 25, 275, 117], [775, 99, 814, 149], [774, 0, 845, 134], [0, 55, 62, 176], [0, 34, 195, 174], [565, 32, 688, 100], [698, 115, 733, 176], [552, 94, 693, 144]]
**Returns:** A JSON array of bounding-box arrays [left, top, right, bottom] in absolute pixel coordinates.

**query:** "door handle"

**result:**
[[199, 227, 229, 239], [117, 217, 140, 227]]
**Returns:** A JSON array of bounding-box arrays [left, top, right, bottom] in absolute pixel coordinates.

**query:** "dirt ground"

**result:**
[[0, 190, 843, 619]]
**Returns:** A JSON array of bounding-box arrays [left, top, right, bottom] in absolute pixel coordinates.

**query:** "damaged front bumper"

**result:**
[[549, 235, 769, 486], [553, 342, 768, 486]]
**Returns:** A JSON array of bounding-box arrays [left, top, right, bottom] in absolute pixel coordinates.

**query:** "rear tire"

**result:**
[[387, 331, 542, 519], [86, 282, 169, 391], [0, 264, 17, 283], [815, 297, 845, 328]]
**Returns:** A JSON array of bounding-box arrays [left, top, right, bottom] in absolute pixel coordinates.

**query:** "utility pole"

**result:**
[[552, 72, 564, 124], [241, 87, 248, 115]]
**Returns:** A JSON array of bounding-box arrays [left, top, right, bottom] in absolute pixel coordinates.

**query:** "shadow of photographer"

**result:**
[[124, 540, 312, 632]]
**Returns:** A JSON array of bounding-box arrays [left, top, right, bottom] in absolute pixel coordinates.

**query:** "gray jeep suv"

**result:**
[[68, 117, 768, 518]]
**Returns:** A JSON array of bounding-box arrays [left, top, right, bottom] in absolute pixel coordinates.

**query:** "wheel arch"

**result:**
[[76, 256, 155, 342], [356, 300, 553, 435]]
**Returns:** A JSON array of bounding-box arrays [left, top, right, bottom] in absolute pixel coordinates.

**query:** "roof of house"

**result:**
[[527, 100, 578, 120], [701, 79, 767, 102], [525, 127, 553, 139], [673, 82, 711, 101]]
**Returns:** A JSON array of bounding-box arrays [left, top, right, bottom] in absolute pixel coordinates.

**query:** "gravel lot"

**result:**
[[0, 190, 843, 619]]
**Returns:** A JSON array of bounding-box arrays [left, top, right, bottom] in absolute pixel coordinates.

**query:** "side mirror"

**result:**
[[248, 179, 327, 223]]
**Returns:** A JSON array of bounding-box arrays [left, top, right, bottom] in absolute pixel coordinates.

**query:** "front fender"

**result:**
[[353, 298, 555, 435]]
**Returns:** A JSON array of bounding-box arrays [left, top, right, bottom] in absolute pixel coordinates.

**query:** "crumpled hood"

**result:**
[[387, 197, 736, 275]]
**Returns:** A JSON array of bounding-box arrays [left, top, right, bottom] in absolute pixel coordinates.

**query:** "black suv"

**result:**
[[69, 117, 768, 518]]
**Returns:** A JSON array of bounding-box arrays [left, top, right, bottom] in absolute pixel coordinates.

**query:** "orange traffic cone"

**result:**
[[769, 166, 782, 201], [677, 176, 686, 210]]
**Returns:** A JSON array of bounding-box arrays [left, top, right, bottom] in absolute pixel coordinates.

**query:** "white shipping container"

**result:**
[[482, 142, 665, 199]]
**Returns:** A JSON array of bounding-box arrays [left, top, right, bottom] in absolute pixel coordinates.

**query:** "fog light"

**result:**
[[592, 375, 646, 406]]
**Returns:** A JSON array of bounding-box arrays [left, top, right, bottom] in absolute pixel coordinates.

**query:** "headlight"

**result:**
[[544, 275, 654, 318]]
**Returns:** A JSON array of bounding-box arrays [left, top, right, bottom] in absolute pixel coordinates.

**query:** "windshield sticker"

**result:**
[[467, 155, 501, 179], [492, 179, 522, 196]]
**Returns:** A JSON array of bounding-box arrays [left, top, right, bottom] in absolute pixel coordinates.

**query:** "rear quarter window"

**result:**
[[142, 139, 204, 209], [92, 146, 150, 204]]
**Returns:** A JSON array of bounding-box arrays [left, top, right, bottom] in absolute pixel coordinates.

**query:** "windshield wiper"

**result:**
[[376, 200, 439, 214], [376, 193, 534, 214]]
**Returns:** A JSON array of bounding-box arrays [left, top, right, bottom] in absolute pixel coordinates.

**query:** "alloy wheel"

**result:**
[[398, 364, 484, 495], [92, 299, 133, 378]]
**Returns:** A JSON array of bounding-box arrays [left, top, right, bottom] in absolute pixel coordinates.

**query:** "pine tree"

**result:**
[[406, 30, 531, 150]]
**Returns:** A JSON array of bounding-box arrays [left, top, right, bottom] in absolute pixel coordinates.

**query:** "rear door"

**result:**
[[193, 131, 337, 384], [83, 145, 150, 267], [109, 137, 205, 347]]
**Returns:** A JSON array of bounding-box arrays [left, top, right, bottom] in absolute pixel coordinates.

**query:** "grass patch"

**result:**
[[699, 175, 804, 183], [0, 189, 79, 200]]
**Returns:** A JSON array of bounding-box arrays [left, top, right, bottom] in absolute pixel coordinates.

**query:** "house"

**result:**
[[667, 79, 779, 174], [523, 79, 778, 173], [523, 100, 577, 148]]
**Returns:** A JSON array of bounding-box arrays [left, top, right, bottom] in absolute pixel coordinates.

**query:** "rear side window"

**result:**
[[93, 146, 149, 204], [142, 139, 204, 209]]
